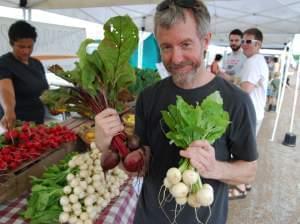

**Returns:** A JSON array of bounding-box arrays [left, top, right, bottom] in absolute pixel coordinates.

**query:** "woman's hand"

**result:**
[[95, 108, 124, 152], [180, 140, 220, 180], [0, 109, 16, 130]]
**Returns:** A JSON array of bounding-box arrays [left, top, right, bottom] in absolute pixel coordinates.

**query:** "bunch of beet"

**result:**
[[101, 134, 145, 173]]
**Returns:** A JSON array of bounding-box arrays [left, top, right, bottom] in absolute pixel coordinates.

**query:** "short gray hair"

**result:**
[[154, 0, 211, 38]]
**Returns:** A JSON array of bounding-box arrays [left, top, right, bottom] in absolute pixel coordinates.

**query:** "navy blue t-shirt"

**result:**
[[0, 53, 49, 124], [134, 76, 258, 224]]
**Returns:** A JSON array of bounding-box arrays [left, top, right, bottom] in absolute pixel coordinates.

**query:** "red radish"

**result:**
[[123, 149, 144, 172], [0, 123, 77, 170], [0, 160, 7, 170], [101, 151, 120, 171]]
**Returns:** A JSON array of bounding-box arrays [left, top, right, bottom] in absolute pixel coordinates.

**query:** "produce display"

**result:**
[[122, 113, 135, 137], [0, 122, 77, 172], [159, 91, 230, 223], [78, 125, 96, 145], [22, 143, 128, 224], [21, 153, 77, 224]]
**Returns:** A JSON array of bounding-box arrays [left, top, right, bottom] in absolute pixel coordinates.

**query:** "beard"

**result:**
[[165, 60, 201, 87], [231, 44, 241, 52]]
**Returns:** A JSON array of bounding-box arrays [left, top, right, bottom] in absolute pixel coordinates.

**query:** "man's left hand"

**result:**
[[180, 140, 220, 180]]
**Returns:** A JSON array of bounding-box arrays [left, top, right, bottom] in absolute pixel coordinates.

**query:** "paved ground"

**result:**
[[227, 75, 300, 224]]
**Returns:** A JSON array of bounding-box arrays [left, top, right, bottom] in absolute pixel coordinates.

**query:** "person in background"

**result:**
[[267, 72, 281, 112], [210, 53, 223, 75], [221, 29, 246, 83], [95, 0, 258, 223], [268, 57, 280, 80], [240, 28, 269, 135], [229, 28, 268, 200], [0, 20, 49, 130]]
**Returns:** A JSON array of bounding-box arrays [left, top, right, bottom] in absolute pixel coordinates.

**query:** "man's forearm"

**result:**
[[215, 160, 257, 185]]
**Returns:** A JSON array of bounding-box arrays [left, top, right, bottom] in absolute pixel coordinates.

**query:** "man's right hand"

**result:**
[[0, 110, 16, 130], [95, 108, 124, 152]]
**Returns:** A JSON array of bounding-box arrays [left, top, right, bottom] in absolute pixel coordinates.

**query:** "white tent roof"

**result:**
[[1, 0, 300, 49]]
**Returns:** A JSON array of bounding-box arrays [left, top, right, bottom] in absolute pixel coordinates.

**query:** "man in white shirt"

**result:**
[[240, 28, 269, 135], [222, 29, 246, 82], [229, 28, 268, 201]]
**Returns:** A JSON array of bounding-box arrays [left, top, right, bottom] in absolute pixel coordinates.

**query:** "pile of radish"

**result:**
[[0, 122, 77, 171], [160, 92, 230, 223], [59, 143, 128, 224]]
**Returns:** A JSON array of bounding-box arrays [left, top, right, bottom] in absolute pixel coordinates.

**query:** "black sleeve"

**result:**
[[229, 94, 258, 161], [0, 59, 12, 80]]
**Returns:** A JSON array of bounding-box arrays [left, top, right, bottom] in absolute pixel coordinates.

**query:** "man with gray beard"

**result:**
[[95, 1, 258, 223]]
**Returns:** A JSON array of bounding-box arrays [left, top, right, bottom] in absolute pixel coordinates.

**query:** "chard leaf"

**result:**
[[76, 39, 100, 96], [98, 15, 138, 106]]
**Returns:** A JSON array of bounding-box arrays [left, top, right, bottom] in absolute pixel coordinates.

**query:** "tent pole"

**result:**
[[22, 8, 26, 20], [270, 44, 291, 141], [288, 60, 300, 132], [28, 8, 31, 21], [276, 44, 288, 112], [137, 30, 144, 69]]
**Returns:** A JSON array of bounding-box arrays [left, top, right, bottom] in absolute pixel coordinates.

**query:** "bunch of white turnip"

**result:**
[[162, 165, 213, 208], [159, 160, 214, 224], [58, 142, 128, 224]]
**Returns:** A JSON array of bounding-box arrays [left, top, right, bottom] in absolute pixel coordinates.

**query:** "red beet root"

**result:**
[[101, 151, 120, 171], [123, 149, 144, 172]]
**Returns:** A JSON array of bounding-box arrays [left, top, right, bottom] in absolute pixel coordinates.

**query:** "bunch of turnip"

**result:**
[[159, 158, 214, 224], [58, 142, 128, 224], [160, 92, 230, 223], [161, 164, 214, 208]]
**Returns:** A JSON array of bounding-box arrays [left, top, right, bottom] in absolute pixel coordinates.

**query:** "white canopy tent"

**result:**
[[1, 0, 300, 49]]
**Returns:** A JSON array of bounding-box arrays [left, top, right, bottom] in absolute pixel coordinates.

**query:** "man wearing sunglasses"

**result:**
[[239, 28, 269, 136], [95, 0, 258, 223], [222, 29, 246, 82]]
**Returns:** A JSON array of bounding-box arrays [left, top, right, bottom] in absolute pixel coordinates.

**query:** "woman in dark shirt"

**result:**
[[0, 20, 49, 129]]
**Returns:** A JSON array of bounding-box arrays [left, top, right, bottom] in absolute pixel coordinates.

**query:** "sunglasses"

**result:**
[[241, 39, 259, 45], [157, 0, 196, 11]]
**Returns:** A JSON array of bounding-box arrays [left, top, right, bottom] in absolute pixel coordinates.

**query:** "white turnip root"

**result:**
[[170, 182, 189, 198], [196, 184, 214, 206], [166, 167, 181, 185], [187, 193, 202, 208], [182, 169, 198, 186]]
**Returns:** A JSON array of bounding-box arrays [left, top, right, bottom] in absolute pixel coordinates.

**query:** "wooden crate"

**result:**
[[0, 142, 77, 203]]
